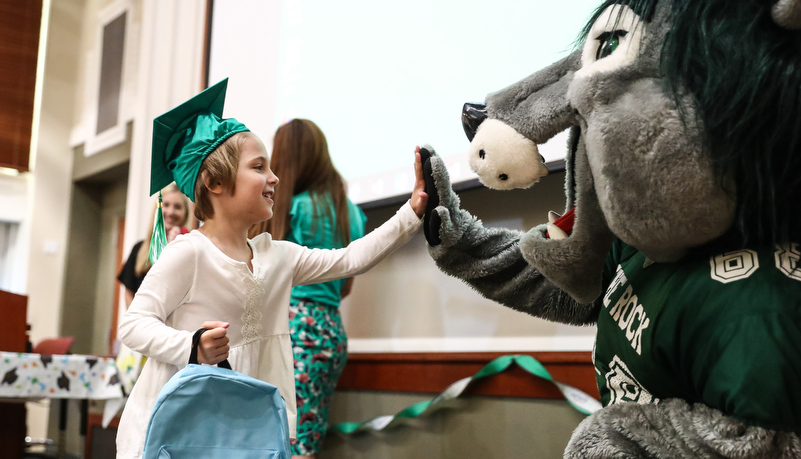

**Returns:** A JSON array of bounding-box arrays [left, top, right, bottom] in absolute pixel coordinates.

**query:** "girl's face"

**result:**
[[231, 136, 279, 224], [161, 190, 187, 231]]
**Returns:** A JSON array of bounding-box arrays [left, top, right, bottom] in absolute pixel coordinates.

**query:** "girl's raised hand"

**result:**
[[198, 320, 230, 365], [411, 147, 429, 218]]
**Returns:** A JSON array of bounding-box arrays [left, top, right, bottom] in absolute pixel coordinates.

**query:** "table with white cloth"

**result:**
[[0, 351, 124, 458]]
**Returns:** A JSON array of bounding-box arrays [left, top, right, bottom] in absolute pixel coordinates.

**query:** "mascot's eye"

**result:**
[[595, 30, 627, 60], [479, 149, 486, 159], [499, 174, 508, 181], [578, 6, 642, 76]]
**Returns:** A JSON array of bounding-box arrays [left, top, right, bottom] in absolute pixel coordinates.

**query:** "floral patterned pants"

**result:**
[[289, 299, 348, 455]]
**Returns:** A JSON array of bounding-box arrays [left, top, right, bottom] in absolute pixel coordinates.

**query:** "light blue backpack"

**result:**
[[142, 352, 291, 459]]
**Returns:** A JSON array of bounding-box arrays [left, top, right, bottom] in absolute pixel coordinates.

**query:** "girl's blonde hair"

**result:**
[[193, 131, 264, 221], [249, 119, 350, 243], [134, 183, 191, 276]]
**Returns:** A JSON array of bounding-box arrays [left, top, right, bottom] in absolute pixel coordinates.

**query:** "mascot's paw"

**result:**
[[419, 146, 441, 246], [565, 399, 801, 459], [468, 119, 548, 190], [420, 145, 468, 248]]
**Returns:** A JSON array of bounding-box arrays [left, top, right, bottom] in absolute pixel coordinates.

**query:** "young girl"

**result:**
[[116, 79, 427, 458], [249, 119, 367, 457]]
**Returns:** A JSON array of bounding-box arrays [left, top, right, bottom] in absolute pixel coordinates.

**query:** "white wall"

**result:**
[[26, 0, 84, 349], [208, 0, 599, 204], [24, 0, 85, 445]]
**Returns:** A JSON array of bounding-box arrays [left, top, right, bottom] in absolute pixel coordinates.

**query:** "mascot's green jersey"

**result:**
[[595, 240, 801, 433]]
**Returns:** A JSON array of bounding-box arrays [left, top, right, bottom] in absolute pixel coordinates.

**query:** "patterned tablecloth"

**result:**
[[0, 351, 123, 400]]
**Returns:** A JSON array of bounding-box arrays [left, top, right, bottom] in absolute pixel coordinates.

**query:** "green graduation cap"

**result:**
[[147, 78, 249, 264], [150, 78, 249, 201]]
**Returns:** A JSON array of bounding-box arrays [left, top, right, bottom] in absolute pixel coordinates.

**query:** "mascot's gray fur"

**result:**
[[422, 0, 801, 457]]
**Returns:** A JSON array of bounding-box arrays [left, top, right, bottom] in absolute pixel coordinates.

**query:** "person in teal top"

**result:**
[[286, 190, 367, 307], [596, 239, 801, 433], [250, 119, 367, 458]]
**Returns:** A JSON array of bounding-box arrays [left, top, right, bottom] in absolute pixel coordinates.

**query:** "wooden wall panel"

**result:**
[[337, 351, 599, 401], [0, 0, 42, 172], [0, 289, 28, 352], [0, 289, 28, 458]]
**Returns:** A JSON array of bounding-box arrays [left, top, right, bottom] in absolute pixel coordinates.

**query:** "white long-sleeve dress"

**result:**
[[116, 202, 421, 458]]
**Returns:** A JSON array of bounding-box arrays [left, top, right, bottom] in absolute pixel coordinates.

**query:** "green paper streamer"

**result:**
[[329, 354, 602, 436], [148, 191, 168, 265]]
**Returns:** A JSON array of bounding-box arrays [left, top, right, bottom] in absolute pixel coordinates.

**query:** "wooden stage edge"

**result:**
[[336, 351, 599, 401]]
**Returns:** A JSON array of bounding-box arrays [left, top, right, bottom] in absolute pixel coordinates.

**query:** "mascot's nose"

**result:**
[[462, 103, 487, 142]]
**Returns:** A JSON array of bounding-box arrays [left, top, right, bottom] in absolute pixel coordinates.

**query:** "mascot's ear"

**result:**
[[773, 0, 801, 29]]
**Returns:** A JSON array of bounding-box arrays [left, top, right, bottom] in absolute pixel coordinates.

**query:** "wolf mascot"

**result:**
[[421, 0, 801, 457]]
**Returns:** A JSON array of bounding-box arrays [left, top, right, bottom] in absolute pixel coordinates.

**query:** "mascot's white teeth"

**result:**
[[467, 119, 548, 190], [547, 211, 569, 239], [547, 223, 569, 240], [545, 207, 576, 240]]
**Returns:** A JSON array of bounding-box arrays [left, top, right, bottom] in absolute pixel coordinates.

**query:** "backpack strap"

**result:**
[[189, 328, 232, 370]]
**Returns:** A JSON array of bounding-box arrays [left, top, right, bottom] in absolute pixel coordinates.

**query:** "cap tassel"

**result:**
[[148, 191, 168, 264]]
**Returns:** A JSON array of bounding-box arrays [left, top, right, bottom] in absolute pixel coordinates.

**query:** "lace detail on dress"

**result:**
[[241, 276, 265, 345]]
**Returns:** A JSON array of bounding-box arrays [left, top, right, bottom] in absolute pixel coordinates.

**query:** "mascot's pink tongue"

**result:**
[[546, 207, 576, 238]]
